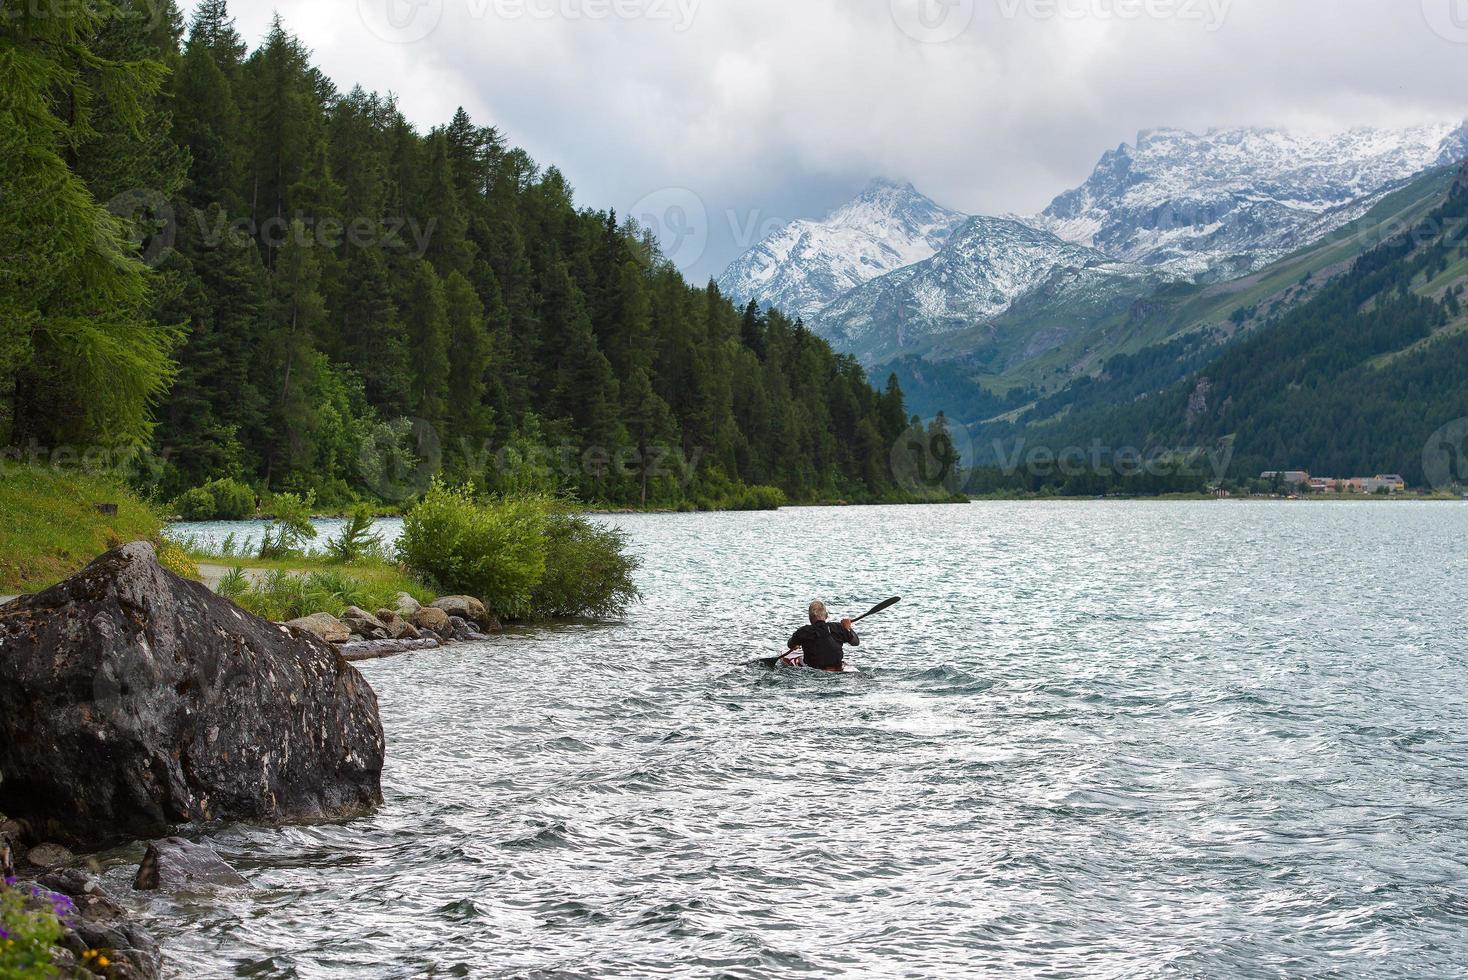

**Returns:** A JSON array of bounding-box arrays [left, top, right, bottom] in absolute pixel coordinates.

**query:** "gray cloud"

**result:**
[[205, 0, 1468, 283]]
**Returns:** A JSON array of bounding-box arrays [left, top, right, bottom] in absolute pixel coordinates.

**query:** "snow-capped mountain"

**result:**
[[715, 179, 967, 318], [1031, 122, 1468, 279], [810, 216, 1153, 365]]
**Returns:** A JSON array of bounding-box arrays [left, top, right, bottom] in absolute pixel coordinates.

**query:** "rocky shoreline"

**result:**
[[0, 542, 489, 976], [283, 592, 500, 663]]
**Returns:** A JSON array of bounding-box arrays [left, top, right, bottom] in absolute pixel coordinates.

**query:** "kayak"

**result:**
[[753, 652, 860, 673]]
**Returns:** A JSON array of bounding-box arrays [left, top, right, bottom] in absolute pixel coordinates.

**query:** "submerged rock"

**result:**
[[134, 837, 249, 892], [339, 637, 442, 662], [0, 542, 385, 849]]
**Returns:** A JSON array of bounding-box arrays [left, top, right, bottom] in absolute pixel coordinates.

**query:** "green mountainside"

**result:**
[[895, 165, 1462, 435], [995, 161, 1468, 487]]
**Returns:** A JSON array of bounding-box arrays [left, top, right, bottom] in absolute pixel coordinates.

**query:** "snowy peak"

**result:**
[[1033, 121, 1468, 278], [715, 180, 968, 318], [810, 214, 1148, 364]]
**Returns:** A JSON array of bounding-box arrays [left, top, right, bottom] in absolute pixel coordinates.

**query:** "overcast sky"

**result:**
[[199, 0, 1468, 282]]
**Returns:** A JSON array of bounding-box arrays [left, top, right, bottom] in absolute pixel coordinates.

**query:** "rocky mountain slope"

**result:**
[[810, 216, 1159, 365], [1031, 122, 1468, 280], [715, 179, 967, 318]]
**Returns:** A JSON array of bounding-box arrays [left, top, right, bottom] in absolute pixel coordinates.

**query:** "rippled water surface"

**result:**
[[135, 502, 1468, 977]]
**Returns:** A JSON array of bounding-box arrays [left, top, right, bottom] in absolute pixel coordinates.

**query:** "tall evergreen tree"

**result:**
[[0, 0, 180, 448]]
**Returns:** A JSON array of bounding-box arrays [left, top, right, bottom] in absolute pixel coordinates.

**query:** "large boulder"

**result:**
[[0, 542, 385, 849], [134, 837, 248, 892], [431, 596, 498, 632]]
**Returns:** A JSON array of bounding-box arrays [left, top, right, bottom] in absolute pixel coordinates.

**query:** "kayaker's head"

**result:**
[[808, 600, 828, 624]]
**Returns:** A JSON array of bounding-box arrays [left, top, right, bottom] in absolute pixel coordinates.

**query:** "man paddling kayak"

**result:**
[[784, 601, 859, 671]]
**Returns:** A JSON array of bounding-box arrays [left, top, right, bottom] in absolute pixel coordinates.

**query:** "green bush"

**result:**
[[397, 483, 548, 620], [174, 486, 217, 521], [258, 491, 318, 559], [208, 479, 257, 520], [531, 512, 641, 619], [1, 881, 67, 978], [172, 478, 257, 521], [731, 484, 786, 511]]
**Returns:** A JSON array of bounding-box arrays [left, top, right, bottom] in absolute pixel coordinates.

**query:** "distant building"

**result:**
[[1308, 477, 1338, 493], [1351, 475, 1407, 494], [1261, 470, 1311, 485]]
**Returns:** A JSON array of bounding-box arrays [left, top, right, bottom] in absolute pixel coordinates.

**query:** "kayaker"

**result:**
[[785, 600, 859, 670]]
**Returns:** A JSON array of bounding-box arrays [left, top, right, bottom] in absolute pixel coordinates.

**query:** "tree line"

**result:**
[[1, 0, 916, 508]]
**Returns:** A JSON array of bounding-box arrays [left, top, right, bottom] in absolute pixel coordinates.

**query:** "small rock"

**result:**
[[26, 842, 74, 869], [375, 608, 399, 625], [446, 616, 472, 641], [431, 596, 495, 631], [341, 606, 387, 638], [284, 612, 352, 644], [38, 869, 126, 919], [386, 619, 420, 641], [134, 837, 249, 892], [412, 606, 451, 635], [394, 592, 422, 617], [339, 637, 442, 662]]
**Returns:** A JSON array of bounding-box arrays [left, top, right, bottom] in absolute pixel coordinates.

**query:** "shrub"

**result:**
[[258, 492, 317, 559], [173, 486, 217, 521], [326, 505, 383, 564], [731, 484, 786, 511], [531, 512, 641, 619], [171, 478, 256, 521], [155, 539, 199, 580], [1, 881, 68, 978], [397, 483, 547, 620], [208, 479, 257, 520], [217, 566, 249, 602]]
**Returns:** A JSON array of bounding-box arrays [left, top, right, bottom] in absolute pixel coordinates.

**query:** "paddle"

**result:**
[[755, 596, 901, 668]]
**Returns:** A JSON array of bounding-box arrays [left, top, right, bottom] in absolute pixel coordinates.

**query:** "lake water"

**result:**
[[132, 502, 1468, 977]]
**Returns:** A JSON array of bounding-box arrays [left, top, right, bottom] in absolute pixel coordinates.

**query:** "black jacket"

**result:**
[[788, 621, 859, 670]]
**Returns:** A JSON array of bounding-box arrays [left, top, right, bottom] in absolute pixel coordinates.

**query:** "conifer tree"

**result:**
[[0, 0, 180, 448]]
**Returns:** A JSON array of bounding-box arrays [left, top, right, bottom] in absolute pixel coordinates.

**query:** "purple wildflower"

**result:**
[[2, 875, 14, 886], [0, 927, 9, 940]]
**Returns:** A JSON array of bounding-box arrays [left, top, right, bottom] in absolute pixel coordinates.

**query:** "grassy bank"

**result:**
[[0, 467, 164, 593]]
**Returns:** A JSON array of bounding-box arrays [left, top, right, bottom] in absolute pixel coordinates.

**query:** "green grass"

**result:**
[[0, 465, 164, 593], [216, 565, 435, 622]]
